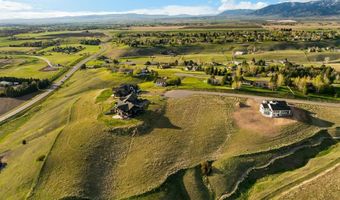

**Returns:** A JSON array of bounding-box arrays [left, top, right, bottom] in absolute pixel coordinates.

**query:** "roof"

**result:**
[[122, 93, 138, 103], [261, 103, 269, 109], [268, 101, 291, 111]]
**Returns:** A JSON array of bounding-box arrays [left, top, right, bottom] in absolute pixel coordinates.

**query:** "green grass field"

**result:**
[[0, 56, 61, 79]]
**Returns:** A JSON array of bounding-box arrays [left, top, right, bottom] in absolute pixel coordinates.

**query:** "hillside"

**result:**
[[254, 0, 340, 17]]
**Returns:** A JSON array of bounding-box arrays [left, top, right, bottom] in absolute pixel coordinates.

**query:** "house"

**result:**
[[0, 81, 13, 87], [252, 80, 269, 88], [260, 100, 292, 118], [118, 68, 134, 75], [135, 67, 151, 77], [155, 78, 168, 87], [185, 66, 201, 71], [113, 84, 141, 98], [241, 79, 253, 86], [233, 51, 247, 56], [121, 61, 136, 66], [159, 64, 171, 69], [113, 93, 149, 119]]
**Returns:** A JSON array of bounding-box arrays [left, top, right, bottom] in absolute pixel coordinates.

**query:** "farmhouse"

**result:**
[[260, 100, 292, 118], [113, 93, 149, 119]]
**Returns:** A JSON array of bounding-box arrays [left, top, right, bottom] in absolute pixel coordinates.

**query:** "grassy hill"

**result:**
[[0, 65, 339, 199]]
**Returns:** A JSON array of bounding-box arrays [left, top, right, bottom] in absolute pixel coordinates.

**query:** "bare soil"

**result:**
[[0, 92, 39, 115], [232, 99, 298, 136], [39, 66, 58, 72]]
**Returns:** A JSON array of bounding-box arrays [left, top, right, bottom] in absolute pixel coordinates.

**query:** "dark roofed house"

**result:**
[[159, 64, 171, 69], [113, 84, 141, 98], [135, 67, 151, 77], [260, 100, 292, 118], [113, 93, 149, 119], [155, 78, 168, 87], [252, 80, 269, 88]]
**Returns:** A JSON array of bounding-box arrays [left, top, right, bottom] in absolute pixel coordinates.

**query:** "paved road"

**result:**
[[0, 45, 108, 123], [164, 90, 340, 107]]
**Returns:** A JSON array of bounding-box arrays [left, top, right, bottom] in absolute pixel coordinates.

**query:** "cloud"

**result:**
[[0, 0, 32, 11], [218, 0, 268, 11], [128, 5, 216, 16], [0, 5, 218, 20]]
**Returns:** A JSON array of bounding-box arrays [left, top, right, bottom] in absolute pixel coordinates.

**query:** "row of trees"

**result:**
[[9, 40, 60, 48], [0, 77, 50, 97], [114, 30, 339, 47], [80, 39, 101, 45], [52, 46, 85, 54]]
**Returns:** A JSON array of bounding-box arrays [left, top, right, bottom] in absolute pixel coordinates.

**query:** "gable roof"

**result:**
[[268, 101, 291, 111]]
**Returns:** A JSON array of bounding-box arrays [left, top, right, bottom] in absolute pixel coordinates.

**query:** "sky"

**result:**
[[0, 0, 314, 19]]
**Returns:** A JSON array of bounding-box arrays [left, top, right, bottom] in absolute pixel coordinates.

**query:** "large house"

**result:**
[[113, 93, 149, 119], [113, 84, 141, 98], [260, 100, 292, 118]]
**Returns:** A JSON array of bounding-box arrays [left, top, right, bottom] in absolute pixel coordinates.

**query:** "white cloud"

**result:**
[[0, 0, 32, 11], [128, 5, 216, 16], [218, 0, 268, 11], [0, 5, 217, 20]]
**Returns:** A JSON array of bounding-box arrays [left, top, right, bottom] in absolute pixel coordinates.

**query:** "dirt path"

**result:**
[[164, 90, 340, 108]]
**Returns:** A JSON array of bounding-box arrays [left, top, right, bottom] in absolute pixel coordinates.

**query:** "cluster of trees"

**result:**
[[0, 77, 50, 97], [52, 46, 85, 54], [80, 39, 101, 45], [114, 30, 339, 47], [205, 66, 228, 76], [165, 77, 181, 86], [183, 60, 198, 67], [9, 40, 60, 48], [241, 61, 338, 95]]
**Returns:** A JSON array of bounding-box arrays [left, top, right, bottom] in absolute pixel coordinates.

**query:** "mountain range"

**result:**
[[0, 0, 339, 24]]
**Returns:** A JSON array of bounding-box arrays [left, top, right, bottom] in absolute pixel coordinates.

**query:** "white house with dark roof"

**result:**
[[260, 100, 292, 118]]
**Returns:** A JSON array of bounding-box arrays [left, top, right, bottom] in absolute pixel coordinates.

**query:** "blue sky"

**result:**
[[0, 0, 312, 19]]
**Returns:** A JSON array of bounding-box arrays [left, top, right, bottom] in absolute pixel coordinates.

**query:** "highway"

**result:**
[[0, 45, 107, 123]]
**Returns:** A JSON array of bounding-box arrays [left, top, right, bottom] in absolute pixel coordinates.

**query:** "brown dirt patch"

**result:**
[[233, 99, 298, 136], [0, 92, 39, 115], [39, 66, 58, 72]]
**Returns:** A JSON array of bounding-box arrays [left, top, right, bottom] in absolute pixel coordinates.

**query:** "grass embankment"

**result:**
[[0, 62, 339, 199], [245, 143, 340, 200]]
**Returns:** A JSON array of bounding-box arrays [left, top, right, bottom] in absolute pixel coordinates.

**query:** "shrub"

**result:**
[[201, 161, 212, 176], [36, 155, 46, 162]]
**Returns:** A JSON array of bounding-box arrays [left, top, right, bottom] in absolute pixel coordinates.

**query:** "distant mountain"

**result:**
[[254, 0, 340, 17], [218, 9, 254, 16], [1, 0, 340, 25]]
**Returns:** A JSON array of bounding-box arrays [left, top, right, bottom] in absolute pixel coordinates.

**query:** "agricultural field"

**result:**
[[0, 24, 339, 200]]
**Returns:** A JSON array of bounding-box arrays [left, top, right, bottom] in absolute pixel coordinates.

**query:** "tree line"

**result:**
[[9, 40, 60, 48], [52, 46, 85, 54], [0, 77, 50, 97], [113, 30, 339, 47]]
